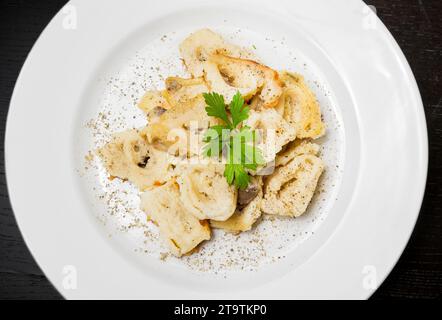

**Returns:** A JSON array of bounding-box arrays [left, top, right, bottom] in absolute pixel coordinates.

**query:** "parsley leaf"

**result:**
[[225, 145, 250, 189], [224, 163, 250, 190], [203, 92, 265, 190], [229, 92, 249, 128], [224, 162, 235, 185], [203, 93, 232, 128]]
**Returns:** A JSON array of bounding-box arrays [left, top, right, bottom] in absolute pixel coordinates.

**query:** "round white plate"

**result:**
[[6, 0, 427, 299]]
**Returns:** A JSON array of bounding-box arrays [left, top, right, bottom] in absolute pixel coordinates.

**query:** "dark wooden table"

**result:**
[[0, 0, 440, 300]]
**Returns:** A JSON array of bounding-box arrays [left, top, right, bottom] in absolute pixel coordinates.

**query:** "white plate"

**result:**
[[5, 0, 427, 299]]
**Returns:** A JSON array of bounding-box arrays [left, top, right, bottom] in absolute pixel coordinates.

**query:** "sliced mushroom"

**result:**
[[177, 163, 237, 221], [140, 181, 211, 256], [256, 160, 276, 176], [97, 129, 175, 190], [261, 154, 324, 217], [278, 71, 325, 139], [238, 180, 260, 206]]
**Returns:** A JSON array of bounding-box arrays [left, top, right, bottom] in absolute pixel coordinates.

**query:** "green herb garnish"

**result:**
[[202, 92, 265, 190]]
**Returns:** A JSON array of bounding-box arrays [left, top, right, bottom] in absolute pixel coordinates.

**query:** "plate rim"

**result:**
[[5, 0, 428, 299]]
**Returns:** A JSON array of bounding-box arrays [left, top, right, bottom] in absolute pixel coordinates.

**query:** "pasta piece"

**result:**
[[163, 77, 209, 106], [179, 28, 252, 77], [261, 154, 324, 217], [137, 90, 171, 122], [177, 163, 237, 221], [140, 182, 211, 256], [211, 177, 263, 232], [275, 140, 320, 167], [245, 108, 296, 163], [145, 95, 221, 155], [97, 129, 174, 190], [204, 54, 282, 107], [278, 71, 325, 139]]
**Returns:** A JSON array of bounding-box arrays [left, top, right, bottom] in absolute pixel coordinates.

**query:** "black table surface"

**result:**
[[0, 0, 440, 300]]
